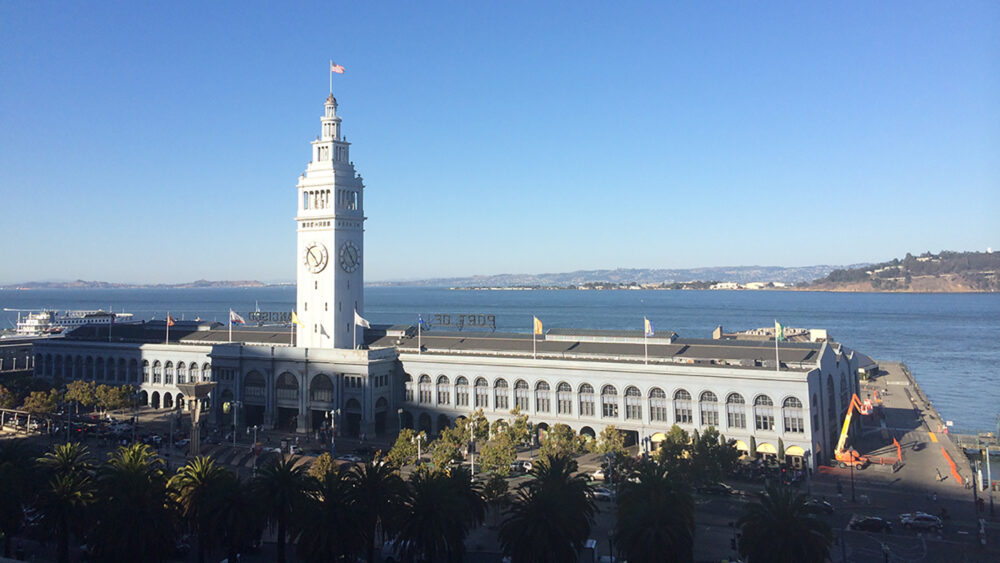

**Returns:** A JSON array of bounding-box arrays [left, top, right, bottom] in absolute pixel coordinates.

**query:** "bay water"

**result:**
[[2, 287, 997, 435]]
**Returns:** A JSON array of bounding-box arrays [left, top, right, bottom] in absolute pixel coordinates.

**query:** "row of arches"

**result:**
[[407, 375, 806, 435], [136, 390, 187, 410], [36, 354, 212, 387]]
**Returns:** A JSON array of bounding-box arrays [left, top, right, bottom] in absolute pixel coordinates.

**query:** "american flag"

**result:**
[[330, 61, 345, 74]]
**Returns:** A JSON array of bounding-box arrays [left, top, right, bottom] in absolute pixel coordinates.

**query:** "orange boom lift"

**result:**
[[834, 393, 873, 469]]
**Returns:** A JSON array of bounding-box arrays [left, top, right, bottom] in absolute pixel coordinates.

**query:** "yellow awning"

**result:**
[[756, 442, 777, 454], [650, 432, 667, 443], [785, 445, 805, 457], [734, 440, 748, 451]]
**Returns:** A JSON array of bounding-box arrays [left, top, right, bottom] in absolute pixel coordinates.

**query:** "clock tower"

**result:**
[[295, 93, 365, 349]]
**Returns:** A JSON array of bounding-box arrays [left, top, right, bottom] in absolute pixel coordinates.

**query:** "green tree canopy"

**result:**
[[590, 425, 627, 456], [21, 388, 60, 414], [64, 380, 96, 408], [479, 431, 516, 476], [387, 428, 421, 467], [539, 423, 587, 458], [307, 452, 336, 483], [0, 385, 15, 409]]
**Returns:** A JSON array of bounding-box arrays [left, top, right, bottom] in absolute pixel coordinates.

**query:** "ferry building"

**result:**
[[32, 87, 871, 470]]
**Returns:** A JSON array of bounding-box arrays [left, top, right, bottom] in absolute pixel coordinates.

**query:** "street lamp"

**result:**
[[230, 401, 243, 449], [397, 408, 404, 431], [412, 432, 425, 463], [330, 408, 341, 455]]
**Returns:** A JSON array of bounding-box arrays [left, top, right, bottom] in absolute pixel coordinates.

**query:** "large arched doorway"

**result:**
[[309, 373, 335, 431], [150, 391, 161, 409], [417, 413, 432, 434], [344, 398, 362, 438], [163, 392, 173, 410], [219, 388, 236, 428], [275, 372, 300, 431], [139, 390, 149, 406], [242, 371, 266, 427], [436, 414, 450, 434], [374, 397, 388, 436], [399, 410, 414, 430]]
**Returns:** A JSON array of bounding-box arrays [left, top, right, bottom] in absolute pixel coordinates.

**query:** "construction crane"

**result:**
[[835, 393, 873, 469]]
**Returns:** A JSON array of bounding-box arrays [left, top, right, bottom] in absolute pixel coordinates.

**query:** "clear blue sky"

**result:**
[[1, 1, 997, 284]]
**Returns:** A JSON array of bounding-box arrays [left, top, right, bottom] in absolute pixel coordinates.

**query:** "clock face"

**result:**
[[303, 242, 329, 273], [339, 241, 360, 273]]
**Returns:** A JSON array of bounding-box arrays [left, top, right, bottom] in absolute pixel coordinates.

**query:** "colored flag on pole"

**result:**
[[354, 310, 371, 329], [774, 320, 784, 341], [291, 311, 304, 326], [229, 310, 246, 325], [644, 317, 654, 337], [166, 314, 176, 327], [330, 61, 345, 74], [533, 316, 543, 335]]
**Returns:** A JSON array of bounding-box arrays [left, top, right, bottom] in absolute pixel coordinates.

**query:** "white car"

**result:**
[[592, 487, 613, 502], [336, 454, 363, 463], [899, 512, 943, 531], [590, 468, 606, 481]]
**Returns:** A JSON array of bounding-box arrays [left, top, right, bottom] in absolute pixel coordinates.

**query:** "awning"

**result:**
[[785, 445, 805, 457], [756, 442, 777, 454]]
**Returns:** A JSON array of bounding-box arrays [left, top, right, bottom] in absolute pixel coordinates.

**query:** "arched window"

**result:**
[[402, 373, 413, 402], [455, 376, 469, 407], [152, 361, 162, 384], [557, 382, 573, 415], [624, 386, 642, 420], [535, 381, 551, 413], [176, 362, 186, 384], [276, 372, 299, 402], [310, 374, 334, 402], [783, 397, 804, 433], [418, 375, 432, 403], [649, 388, 667, 422], [494, 379, 509, 410], [514, 380, 530, 410], [475, 378, 489, 408], [673, 389, 692, 423], [754, 395, 775, 431], [579, 383, 595, 417], [164, 361, 174, 385], [726, 393, 746, 429], [700, 391, 719, 427], [201, 363, 211, 381], [436, 375, 450, 405], [189, 363, 198, 383], [601, 385, 619, 419]]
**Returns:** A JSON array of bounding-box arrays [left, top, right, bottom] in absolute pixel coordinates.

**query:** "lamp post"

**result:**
[[231, 401, 243, 449], [412, 432, 425, 463], [470, 415, 476, 480], [330, 408, 340, 455], [397, 408, 404, 431]]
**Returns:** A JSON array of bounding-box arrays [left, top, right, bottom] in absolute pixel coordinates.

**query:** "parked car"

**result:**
[[899, 512, 943, 531], [804, 499, 835, 514], [697, 482, 735, 496], [590, 468, 606, 481], [509, 460, 533, 473], [592, 487, 613, 502], [336, 454, 362, 463], [849, 515, 892, 533]]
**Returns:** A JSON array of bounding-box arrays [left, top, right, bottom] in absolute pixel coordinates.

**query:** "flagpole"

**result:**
[[165, 312, 170, 345], [532, 324, 536, 360], [330, 60, 333, 94], [229, 311, 232, 343], [353, 309, 357, 350], [775, 320, 780, 373], [418, 318, 422, 355]]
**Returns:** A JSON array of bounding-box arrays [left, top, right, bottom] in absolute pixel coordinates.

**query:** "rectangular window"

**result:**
[[475, 388, 488, 408], [580, 397, 594, 417], [701, 408, 719, 427], [755, 413, 774, 431], [785, 414, 804, 433], [536, 396, 550, 413], [495, 392, 509, 410], [456, 388, 469, 407]]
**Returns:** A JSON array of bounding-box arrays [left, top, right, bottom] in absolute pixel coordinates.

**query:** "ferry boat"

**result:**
[[11, 310, 133, 336]]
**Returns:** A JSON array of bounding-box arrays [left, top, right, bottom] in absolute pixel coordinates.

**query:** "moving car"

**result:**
[[899, 512, 943, 531], [592, 487, 613, 502], [849, 515, 892, 532], [697, 482, 735, 496], [804, 499, 835, 514]]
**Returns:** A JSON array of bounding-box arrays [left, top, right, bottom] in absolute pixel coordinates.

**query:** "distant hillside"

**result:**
[[805, 251, 999, 292], [5, 279, 270, 290], [373, 265, 862, 288]]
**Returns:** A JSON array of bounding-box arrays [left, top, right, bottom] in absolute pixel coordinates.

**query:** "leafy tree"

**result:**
[[21, 388, 59, 414], [387, 428, 420, 467], [479, 431, 516, 476], [38, 471, 95, 563], [482, 472, 510, 526], [252, 455, 311, 563], [507, 406, 531, 445], [429, 431, 464, 470], [687, 427, 740, 485], [466, 408, 490, 441], [91, 443, 177, 562], [616, 458, 694, 563], [499, 454, 595, 563], [591, 425, 627, 456], [168, 456, 231, 563], [393, 466, 485, 563], [539, 423, 587, 458], [95, 384, 134, 414], [307, 452, 336, 483], [657, 425, 692, 479], [738, 485, 833, 563], [348, 455, 406, 563], [64, 380, 96, 411], [295, 467, 363, 562], [0, 384, 15, 409]]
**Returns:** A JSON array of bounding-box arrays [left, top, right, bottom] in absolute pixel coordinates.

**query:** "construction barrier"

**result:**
[[941, 446, 963, 485]]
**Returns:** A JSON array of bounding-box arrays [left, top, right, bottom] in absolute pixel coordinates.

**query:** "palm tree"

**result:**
[[0, 440, 36, 558], [615, 458, 694, 563], [36, 442, 96, 563], [214, 473, 262, 563], [499, 453, 596, 563], [90, 443, 177, 563], [393, 466, 485, 562], [348, 454, 407, 562], [738, 484, 833, 563], [36, 472, 94, 563], [252, 455, 310, 563], [168, 456, 231, 563], [295, 466, 363, 562]]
